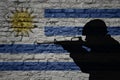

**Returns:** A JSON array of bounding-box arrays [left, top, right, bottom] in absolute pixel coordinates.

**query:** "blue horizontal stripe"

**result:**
[[0, 62, 80, 71], [0, 44, 67, 53], [45, 9, 120, 18], [45, 26, 120, 36], [45, 26, 82, 36]]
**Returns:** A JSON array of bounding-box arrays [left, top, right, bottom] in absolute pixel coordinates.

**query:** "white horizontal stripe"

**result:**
[[3, 18, 120, 27], [41, 18, 120, 27], [111, 36, 120, 43], [2, 18, 120, 27], [0, 53, 74, 62], [6, 0, 120, 9], [36, 36, 120, 44], [3, 36, 119, 44], [0, 35, 119, 44], [0, 71, 89, 80], [30, 1, 120, 9]]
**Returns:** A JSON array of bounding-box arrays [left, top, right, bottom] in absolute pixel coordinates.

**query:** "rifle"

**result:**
[[36, 36, 85, 46]]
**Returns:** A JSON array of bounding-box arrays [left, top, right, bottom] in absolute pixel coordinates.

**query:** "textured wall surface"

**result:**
[[0, 0, 120, 80]]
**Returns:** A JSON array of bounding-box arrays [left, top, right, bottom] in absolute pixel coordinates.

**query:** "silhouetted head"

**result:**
[[82, 19, 108, 36], [82, 19, 109, 45]]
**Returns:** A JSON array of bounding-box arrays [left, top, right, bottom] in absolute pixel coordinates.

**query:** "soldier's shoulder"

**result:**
[[105, 35, 119, 45]]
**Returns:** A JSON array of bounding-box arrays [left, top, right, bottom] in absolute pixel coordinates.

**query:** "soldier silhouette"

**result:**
[[56, 19, 120, 80]]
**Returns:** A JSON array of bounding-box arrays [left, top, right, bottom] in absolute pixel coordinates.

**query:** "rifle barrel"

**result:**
[[36, 36, 84, 44]]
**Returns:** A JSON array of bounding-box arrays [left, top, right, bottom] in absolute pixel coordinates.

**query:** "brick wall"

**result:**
[[0, 0, 120, 80]]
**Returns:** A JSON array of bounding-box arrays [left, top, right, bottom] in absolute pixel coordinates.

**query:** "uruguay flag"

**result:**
[[0, 0, 120, 80]]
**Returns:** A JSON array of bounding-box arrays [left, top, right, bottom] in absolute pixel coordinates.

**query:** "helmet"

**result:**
[[82, 19, 108, 36]]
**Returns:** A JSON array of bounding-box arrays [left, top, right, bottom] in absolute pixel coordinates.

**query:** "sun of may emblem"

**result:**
[[10, 8, 35, 37]]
